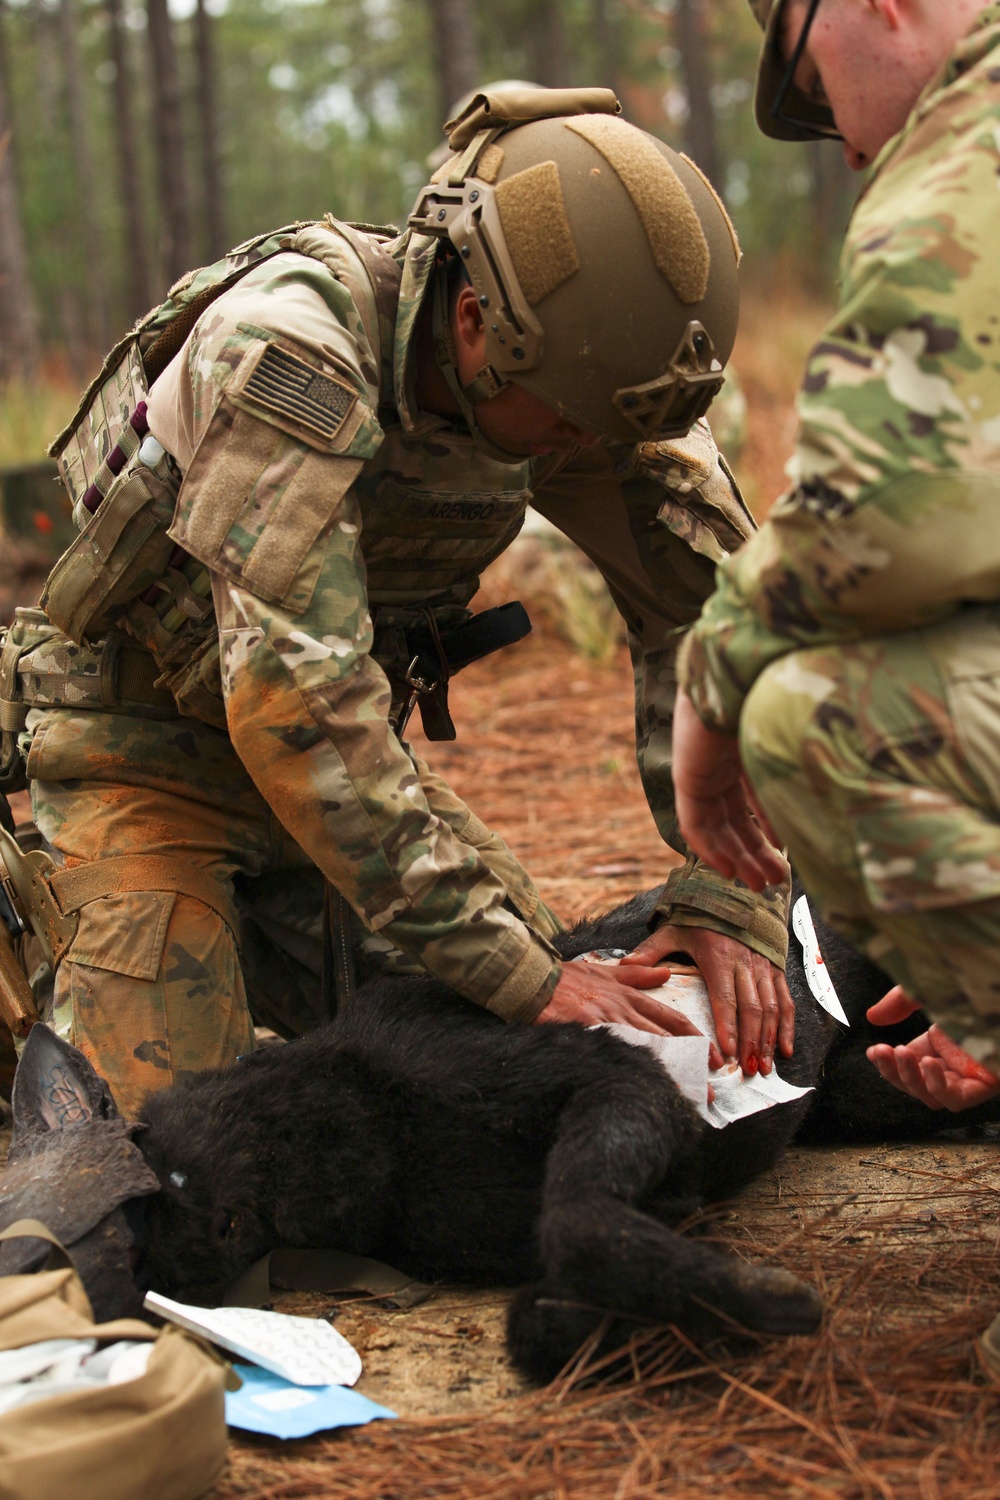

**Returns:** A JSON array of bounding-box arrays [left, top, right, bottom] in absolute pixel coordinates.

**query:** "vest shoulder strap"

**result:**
[[290, 217, 403, 410]]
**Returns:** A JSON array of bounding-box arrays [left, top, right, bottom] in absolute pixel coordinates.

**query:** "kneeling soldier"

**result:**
[[0, 88, 791, 1115]]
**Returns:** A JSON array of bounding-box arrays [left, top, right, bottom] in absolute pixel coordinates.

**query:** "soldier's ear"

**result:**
[[453, 283, 487, 356], [10, 1024, 121, 1148], [870, 0, 903, 35]]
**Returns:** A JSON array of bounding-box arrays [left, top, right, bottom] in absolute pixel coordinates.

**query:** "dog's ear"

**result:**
[[0, 1026, 160, 1303], [10, 1024, 121, 1155]]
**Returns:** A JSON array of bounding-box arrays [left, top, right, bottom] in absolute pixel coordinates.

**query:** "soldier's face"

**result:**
[[452, 286, 599, 458], [475, 382, 601, 459], [780, 0, 959, 171]]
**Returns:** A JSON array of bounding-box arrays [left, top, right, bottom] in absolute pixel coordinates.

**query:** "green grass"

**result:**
[[0, 372, 80, 468], [550, 553, 623, 665]]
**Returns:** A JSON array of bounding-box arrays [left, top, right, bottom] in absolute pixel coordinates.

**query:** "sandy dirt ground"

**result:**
[[233, 1136, 1000, 1421], [208, 1133, 1000, 1497]]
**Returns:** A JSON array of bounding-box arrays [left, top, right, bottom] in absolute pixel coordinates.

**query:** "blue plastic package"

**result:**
[[226, 1363, 397, 1438]]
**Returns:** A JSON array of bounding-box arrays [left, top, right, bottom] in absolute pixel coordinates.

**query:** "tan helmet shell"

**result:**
[[409, 111, 741, 444]]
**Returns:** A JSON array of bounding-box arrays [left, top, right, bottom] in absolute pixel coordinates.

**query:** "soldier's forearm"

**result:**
[[217, 584, 563, 1017]]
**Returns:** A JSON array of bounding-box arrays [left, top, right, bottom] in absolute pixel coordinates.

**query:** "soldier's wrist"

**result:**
[[655, 853, 791, 969], [485, 942, 561, 1024]]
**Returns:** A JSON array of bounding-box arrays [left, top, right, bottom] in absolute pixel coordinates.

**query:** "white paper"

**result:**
[[584, 964, 813, 1128], [144, 1292, 362, 1387], [0, 1338, 152, 1416], [600, 1026, 711, 1116], [791, 895, 850, 1026]]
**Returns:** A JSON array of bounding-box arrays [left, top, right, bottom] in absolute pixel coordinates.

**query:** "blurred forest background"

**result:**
[[0, 0, 858, 504]]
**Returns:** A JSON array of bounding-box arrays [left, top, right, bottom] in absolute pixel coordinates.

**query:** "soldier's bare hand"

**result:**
[[623, 924, 793, 1075], [538, 960, 723, 1065], [865, 984, 921, 1026], [672, 691, 786, 892], [866, 1023, 1000, 1112]]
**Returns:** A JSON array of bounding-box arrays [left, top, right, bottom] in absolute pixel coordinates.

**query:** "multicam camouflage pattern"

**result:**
[[740, 609, 1000, 1070], [50, 343, 147, 513], [25, 705, 561, 1117], [24, 213, 777, 1109], [681, 7, 1000, 1052], [682, 7, 1000, 731], [528, 427, 790, 966]]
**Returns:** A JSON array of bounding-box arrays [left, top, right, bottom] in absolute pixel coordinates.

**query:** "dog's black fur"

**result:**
[[5, 885, 997, 1382], [133, 886, 1000, 1381]]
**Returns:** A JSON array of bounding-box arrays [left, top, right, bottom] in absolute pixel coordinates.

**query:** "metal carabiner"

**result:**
[[394, 655, 439, 739]]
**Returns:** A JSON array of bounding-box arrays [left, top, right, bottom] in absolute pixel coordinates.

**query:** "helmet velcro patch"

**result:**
[[681, 153, 741, 265], [239, 342, 358, 446], [476, 142, 505, 184], [566, 115, 710, 304], [494, 160, 581, 306]]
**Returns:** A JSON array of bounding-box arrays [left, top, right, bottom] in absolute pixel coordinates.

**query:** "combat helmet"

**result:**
[[749, 0, 840, 142], [408, 87, 741, 445]]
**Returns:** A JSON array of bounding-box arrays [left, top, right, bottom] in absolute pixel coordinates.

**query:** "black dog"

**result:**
[[3, 888, 994, 1382]]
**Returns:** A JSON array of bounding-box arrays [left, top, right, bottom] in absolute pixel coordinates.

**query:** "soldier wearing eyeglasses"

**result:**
[[673, 1, 1000, 1138]]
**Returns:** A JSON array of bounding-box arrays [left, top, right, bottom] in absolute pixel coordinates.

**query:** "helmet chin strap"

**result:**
[[431, 267, 522, 464]]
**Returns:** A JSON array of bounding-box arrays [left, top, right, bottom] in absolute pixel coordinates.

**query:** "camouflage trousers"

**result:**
[[24, 707, 560, 1118], [740, 605, 1000, 1073]]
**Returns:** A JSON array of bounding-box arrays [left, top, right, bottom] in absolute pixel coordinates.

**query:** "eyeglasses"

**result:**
[[769, 0, 842, 141]]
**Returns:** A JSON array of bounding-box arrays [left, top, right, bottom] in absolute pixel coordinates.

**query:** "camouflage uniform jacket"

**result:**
[[112, 221, 785, 1021], [680, 4, 1000, 729]]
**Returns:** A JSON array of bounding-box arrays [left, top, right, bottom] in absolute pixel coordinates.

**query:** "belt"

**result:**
[[375, 601, 532, 740], [15, 603, 533, 733], [407, 601, 532, 683], [17, 631, 179, 720]]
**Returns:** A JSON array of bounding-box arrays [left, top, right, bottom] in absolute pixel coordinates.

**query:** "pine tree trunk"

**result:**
[[809, 140, 856, 271], [674, 0, 722, 187], [0, 1, 41, 380], [425, 0, 480, 129], [146, 0, 193, 283], [527, 0, 570, 90], [108, 0, 153, 322], [194, 0, 225, 263], [591, 0, 623, 102], [59, 0, 110, 351]]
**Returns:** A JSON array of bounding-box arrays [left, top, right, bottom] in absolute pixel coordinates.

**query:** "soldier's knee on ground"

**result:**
[[50, 891, 254, 1119]]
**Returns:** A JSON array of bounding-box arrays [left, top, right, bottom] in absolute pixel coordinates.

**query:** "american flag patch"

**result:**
[[242, 344, 358, 443]]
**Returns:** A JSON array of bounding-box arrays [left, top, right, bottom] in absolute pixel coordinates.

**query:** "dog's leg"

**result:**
[[507, 1070, 821, 1381]]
